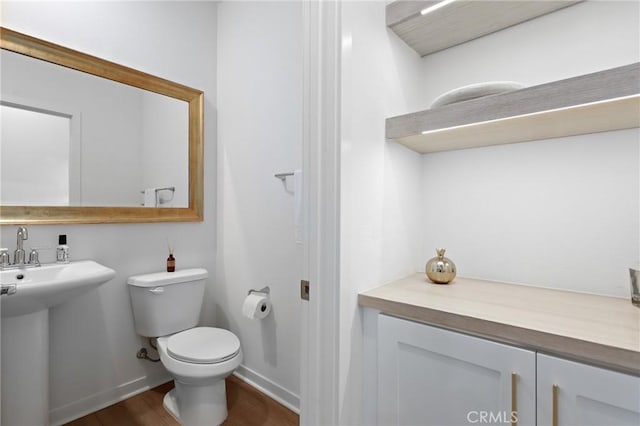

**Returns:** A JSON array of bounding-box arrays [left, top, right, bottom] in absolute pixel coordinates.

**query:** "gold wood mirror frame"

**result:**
[[0, 27, 204, 224]]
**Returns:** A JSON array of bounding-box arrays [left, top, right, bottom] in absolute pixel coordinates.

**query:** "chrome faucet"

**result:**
[[14, 226, 28, 266], [0, 227, 40, 270]]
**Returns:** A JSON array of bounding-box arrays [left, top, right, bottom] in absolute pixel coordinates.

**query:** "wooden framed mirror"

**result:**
[[0, 27, 203, 224]]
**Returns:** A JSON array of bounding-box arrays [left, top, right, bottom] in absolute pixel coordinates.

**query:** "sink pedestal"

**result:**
[[1, 310, 49, 426], [0, 260, 115, 425]]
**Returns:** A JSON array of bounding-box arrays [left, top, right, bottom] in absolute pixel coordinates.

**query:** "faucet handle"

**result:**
[[17, 226, 28, 239], [0, 249, 9, 268], [28, 248, 40, 267]]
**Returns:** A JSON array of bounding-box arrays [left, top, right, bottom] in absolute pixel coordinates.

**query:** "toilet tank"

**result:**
[[127, 268, 208, 337]]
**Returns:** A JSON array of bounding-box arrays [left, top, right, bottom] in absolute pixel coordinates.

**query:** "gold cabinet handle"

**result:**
[[511, 372, 518, 426], [552, 384, 559, 426]]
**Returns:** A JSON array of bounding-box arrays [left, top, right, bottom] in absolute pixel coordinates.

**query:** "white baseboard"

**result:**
[[49, 364, 300, 424], [233, 364, 300, 414], [49, 371, 172, 426]]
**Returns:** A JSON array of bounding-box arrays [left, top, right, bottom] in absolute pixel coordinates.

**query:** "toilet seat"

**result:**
[[167, 327, 240, 365]]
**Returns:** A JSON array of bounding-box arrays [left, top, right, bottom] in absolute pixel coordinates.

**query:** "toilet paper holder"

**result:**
[[248, 286, 270, 296]]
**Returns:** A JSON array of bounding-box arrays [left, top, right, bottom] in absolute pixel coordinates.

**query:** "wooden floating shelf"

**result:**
[[386, 62, 640, 154], [387, 0, 582, 57]]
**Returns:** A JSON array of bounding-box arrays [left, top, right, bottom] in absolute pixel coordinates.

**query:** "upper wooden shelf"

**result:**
[[387, 0, 582, 57], [386, 62, 640, 154]]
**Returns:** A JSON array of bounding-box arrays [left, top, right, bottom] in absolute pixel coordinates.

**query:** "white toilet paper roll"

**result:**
[[242, 293, 272, 320]]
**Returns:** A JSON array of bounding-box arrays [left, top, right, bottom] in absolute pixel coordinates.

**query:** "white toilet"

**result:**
[[127, 268, 242, 426]]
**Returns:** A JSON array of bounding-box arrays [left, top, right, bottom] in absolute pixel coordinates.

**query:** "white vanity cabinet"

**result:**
[[536, 354, 640, 426], [377, 314, 640, 426], [378, 314, 536, 425]]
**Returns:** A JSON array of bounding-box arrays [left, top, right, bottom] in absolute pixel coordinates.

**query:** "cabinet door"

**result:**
[[537, 354, 640, 426], [378, 314, 535, 426]]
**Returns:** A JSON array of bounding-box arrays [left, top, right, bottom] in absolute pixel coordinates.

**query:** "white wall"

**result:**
[[216, 1, 303, 410], [340, 1, 425, 424], [420, 0, 640, 297], [0, 2, 217, 424], [422, 129, 639, 296]]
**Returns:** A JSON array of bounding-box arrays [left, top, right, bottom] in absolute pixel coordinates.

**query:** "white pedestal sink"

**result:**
[[1, 260, 115, 426]]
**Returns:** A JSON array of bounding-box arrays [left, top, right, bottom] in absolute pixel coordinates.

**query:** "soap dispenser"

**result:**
[[56, 234, 69, 263]]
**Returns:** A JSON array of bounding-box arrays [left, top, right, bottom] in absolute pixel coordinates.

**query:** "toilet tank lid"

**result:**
[[127, 268, 208, 287]]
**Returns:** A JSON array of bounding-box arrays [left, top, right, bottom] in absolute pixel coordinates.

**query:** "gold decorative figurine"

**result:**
[[425, 248, 456, 284]]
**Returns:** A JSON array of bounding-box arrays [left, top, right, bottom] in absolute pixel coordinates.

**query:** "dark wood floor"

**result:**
[[65, 375, 299, 426]]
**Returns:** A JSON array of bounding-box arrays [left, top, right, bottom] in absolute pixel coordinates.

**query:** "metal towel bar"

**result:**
[[140, 186, 175, 194], [274, 172, 294, 181]]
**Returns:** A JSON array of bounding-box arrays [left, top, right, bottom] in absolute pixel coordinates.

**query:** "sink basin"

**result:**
[[0, 260, 115, 318]]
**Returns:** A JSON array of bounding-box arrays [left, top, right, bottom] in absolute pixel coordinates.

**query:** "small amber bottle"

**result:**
[[167, 253, 175, 272]]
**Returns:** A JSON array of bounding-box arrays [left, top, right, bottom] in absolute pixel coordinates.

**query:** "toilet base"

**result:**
[[162, 380, 228, 426], [163, 389, 181, 423]]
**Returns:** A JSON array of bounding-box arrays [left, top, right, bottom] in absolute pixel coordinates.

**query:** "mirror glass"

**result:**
[[0, 27, 203, 224], [1, 103, 74, 205]]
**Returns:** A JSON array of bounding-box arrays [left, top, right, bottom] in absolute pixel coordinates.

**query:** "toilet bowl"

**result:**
[[127, 269, 242, 426], [157, 327, 242, 425]]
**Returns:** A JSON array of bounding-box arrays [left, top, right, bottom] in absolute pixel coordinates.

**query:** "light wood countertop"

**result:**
[[358, 274, 640, 375]]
